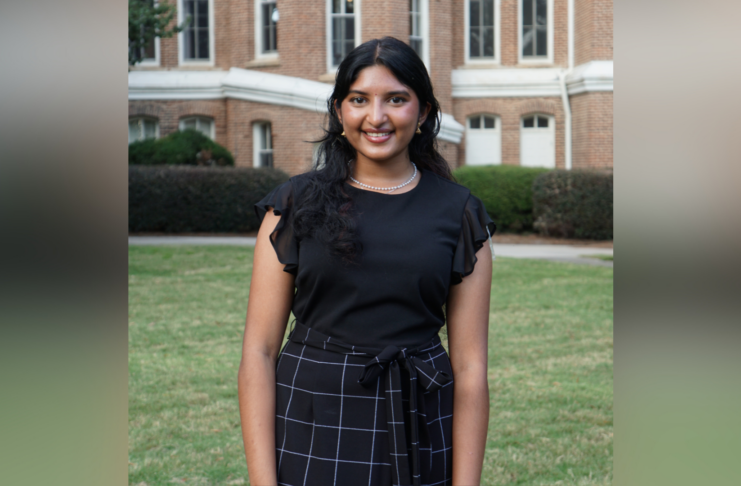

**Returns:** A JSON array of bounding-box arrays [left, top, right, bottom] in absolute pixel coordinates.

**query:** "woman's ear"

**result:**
[[419, 102, 432, 125]]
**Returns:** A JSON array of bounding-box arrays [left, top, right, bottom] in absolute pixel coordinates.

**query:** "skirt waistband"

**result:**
[[287, 321, 452, 486]]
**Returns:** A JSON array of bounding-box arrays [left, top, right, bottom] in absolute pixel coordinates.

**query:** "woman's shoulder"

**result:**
[[423, 169, 472, 203]]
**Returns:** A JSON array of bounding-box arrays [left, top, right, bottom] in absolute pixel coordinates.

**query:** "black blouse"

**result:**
[[254, 168, 496, 348]]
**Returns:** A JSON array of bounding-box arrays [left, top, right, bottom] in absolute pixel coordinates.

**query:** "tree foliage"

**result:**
[[128, 0, 190, 66]]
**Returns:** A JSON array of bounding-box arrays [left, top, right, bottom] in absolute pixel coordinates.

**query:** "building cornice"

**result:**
[[451, 60, 613, 98], [128, 68, 464, 143], [565, 60, 613, 96]]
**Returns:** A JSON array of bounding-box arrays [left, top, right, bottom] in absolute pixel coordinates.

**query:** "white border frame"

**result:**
[[179, 115, 216, 140], [325, 0, 362, 72], [136, 37, 161, 67], [178, 0, 216, 67], [464, 0, 501, 65], [518, 0, 554, 65], [465, 113, 502, 166], [254, 0, 279, 61]]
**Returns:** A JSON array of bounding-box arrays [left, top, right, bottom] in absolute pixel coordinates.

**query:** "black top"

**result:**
[[254, 168, 496, 348]]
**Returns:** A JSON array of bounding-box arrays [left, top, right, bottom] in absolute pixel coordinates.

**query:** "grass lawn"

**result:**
[[129, 246, 613, 485]]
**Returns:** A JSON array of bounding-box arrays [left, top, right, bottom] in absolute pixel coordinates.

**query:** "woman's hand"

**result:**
[[446, 243, 493, 485], [237, 209, 296, 486]]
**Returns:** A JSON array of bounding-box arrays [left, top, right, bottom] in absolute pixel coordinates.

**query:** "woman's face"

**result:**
[[336, 64, 430, 166]]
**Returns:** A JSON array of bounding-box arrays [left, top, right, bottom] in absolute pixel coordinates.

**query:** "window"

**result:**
[[520, 0, 552, 62], [466, 114, 501, 165], [256, 0, 278, 57], [128, 117, 159, 144], [130, 0, 160, 65], [468, 0, 496, 60], [179, 0, 214, 65], [520, 114, 555, 168], [180, 116, 214, 139], [253, 122, 273, 168], [327, 0, 361, 70], [409, 0, 429, 67]]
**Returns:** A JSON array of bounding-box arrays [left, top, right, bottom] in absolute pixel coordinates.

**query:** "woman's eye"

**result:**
[[350, 97, 365, 104], [390, 97, 405, 104]]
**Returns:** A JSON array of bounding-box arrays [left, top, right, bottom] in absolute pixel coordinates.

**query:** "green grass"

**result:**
[[129, 246, 613, 485], [579, 254, 614, 262]]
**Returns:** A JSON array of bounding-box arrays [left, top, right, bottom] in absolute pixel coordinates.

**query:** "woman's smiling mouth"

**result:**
[[362, 130, 393, 143]]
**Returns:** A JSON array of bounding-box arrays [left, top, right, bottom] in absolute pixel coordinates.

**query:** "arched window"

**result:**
[[253, 122, 273, 168], [466, 114, 501, 166], [128, 116, 159, 144], [520, 114, 555, 168], [179, 116, 214, 139]]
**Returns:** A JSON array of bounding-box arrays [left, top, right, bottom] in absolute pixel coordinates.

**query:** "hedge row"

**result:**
[[129, 129, 235, 166], [453, 165, 551, 231], [532, 170, 613, 240], [129, 166, 289, 233]]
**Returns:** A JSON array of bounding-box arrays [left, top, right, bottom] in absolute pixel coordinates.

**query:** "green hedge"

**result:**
[[453, 165, 551, 232], [129, 129, 235, 166], [532, 170, 613, 240], [129, 166, 289, 233]]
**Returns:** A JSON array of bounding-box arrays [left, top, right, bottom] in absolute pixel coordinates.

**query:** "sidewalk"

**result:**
[[128, 236, 613, 267]]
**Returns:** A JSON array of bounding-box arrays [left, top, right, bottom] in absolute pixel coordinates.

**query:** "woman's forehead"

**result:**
[[349, 65, 410, 93]]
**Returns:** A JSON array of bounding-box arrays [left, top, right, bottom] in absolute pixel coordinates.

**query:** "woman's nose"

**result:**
[[366, 98, 388, 126]]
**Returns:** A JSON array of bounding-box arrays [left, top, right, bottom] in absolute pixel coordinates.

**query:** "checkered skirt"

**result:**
[[274, 322, 455, 486]]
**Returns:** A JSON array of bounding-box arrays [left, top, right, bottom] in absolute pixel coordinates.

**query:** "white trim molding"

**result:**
[[178, 0, 216, 67], [451, 61, 613, 98], [452, 68, 562, 98], [464, 0, 501, 66], [129, 70, 228, 100], [565, 61, 613, 95], [128, 68, 464, 143]]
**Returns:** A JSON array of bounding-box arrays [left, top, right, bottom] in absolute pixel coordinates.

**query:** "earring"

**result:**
[[415, 123, 422, 135], [341, 130, 346, 137]]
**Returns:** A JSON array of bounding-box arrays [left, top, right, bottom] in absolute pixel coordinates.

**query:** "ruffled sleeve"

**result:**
[[254, 180, 299, 275], [451, 193, 497, 285]]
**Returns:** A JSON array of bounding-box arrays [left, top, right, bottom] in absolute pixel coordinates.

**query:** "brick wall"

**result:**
[[570, 91, 612, 169], [453, 97, 565, 168], [575, 0, 612, 66]]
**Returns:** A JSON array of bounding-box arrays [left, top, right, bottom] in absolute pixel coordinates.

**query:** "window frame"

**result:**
[[133, 0, 161, 67], [325, 0, 363, 72], [409, 0, 430, 69], [179, 115, 215, 140], [464, 0, 501, 65], [252, 121, 274, 168], [518, 0, 554, 65], [128, 116, 160, 144], [254, 0, 279, 60], [178, 0, 215, 67]]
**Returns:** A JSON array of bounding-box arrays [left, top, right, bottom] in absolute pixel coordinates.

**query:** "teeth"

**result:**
[[365, 132, 391, 138]]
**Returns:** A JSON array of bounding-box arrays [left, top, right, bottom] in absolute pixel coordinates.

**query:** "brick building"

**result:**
[[128, 0, 613, 174]]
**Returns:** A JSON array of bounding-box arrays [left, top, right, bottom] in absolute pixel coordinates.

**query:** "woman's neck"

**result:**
[[352, 153, 415, 186]]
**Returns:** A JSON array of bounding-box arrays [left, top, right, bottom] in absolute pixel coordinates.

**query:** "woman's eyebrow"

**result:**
[[347, 89, 411, 97]]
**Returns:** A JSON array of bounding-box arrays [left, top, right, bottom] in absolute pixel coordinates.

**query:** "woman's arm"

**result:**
[[238, 210, 296, 486], [446, 244, 493, 485]]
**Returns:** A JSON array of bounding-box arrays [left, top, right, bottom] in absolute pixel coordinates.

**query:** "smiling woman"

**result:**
[[238, 37, 496, 486]]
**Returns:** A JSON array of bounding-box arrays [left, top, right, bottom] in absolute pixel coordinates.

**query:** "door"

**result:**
[[465, 114, 502, 166], [520, 114, 555, 168]]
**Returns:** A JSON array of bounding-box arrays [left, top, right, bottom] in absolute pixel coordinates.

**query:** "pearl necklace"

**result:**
[[349, 162, 418, 193]]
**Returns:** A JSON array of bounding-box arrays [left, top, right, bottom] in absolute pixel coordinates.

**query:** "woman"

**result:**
[[238, 37, 495, 486]]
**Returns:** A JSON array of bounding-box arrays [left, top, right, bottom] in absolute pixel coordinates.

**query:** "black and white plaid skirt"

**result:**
[[274, 322, 455, 486]]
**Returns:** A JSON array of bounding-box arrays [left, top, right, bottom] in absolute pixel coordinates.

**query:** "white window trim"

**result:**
[[137, 36, 161, 67], [521, 113, 554, 129], [410, 0, 430, 70], [518, 0, 554, 65], [464, 0, 501, 65], [252, 122, 273, 168], [325, 0, 362, 73], [254, 0, 279, 61], [178, 0, 216, 67], [129, 116, 160, 144], [179, 116, 215, 139]]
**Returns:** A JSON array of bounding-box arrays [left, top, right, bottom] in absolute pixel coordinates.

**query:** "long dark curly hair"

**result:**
[[293, 37, 454, 261]]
